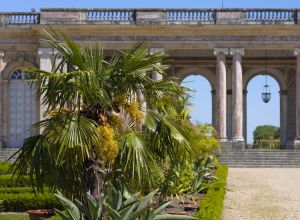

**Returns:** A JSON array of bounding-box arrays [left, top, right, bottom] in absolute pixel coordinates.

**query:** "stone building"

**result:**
[[0, 8, 300, 150]]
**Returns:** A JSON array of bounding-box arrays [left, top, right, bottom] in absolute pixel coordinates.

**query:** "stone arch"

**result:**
[[2, 60, 37, 80], [175, 67, 216, 90], [243, 66, 286, 90], [175, 66, 216, 126], [1, 60, 39, 147], [243, 66, 287, 148]]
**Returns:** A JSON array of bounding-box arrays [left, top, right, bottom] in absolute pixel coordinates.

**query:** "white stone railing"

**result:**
[[0, 13, 40, 24], [1, 9, 300, 25], [86, 9, 134, 22], [246, 9, 295, 23], [167, 9, 215, 22]]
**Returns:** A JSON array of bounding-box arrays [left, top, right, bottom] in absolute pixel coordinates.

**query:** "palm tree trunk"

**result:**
[[85, 158, 103, 200]]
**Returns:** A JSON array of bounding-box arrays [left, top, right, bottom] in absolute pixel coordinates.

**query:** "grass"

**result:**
[[0, 213, 28, 220], [197, 165, 228, 220]]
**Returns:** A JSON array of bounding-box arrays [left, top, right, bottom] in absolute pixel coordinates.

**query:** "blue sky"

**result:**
[[1, 0, 300, 11], [2, 0, 295, 142]]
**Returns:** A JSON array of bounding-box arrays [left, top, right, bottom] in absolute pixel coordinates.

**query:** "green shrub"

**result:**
[[0, 187, 51, 194], [0, 192, 61, 212], [0, 162, 13, 175], [0, 214, 29, 220], [197, 165, 228, 220], [0, 175, 32, 187]]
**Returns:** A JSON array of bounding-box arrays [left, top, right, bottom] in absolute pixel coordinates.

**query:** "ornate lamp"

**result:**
[[261, 50, 271, 103]]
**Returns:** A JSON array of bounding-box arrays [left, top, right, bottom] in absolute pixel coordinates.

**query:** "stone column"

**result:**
[[293, 48, 300, 148], [38, 48, 53, 121], [0, 50, 4, 148], [280, 90, 288, 148], [214, 48, 228, 141], [150, 48, 164, 81], [230, 48, 245, 145], [211, 90, 216, 128], [149, 48, 164, 110]]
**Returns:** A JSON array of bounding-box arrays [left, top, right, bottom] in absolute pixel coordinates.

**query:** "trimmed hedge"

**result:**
[[0, 175, 32, 187], [0, 162, 14, 175], [197, 165, 228, 220], [0, 187, 51, 194], [0, 192, 61, 212]]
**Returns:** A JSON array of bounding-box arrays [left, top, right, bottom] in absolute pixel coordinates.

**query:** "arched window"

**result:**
[[8, 70, 37, 148]]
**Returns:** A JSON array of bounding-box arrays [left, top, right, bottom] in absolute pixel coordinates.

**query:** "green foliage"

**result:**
[[55, 187, 196, 220], [0, 175, 32, 187], [13, 28, 190, 197], [0, 162, 14, 175], [253, 125, 280, 142], [0, 187, 37, 194], [0, 214, 29, 220], [197, 165, 228, 220], [0, 192, 61, 212]]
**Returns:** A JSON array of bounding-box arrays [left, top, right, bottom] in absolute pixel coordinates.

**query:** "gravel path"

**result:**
[[222, 168, 300, 220]]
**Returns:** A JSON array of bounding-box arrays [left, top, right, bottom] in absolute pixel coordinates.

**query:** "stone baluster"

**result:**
[[214, 48, 228, 142], [230, 48, 245, 146], [38, 48, 54, 121], [293, 48, 300, 148]]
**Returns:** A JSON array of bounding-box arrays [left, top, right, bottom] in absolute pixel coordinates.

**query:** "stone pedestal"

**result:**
[[214, 48, 228, 141], [231, 48, 245, 146]]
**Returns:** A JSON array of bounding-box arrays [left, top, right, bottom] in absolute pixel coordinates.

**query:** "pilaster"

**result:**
[[0, 50, 4, 148], [38, 48, 54, 121], [293, 48, 300, 149]]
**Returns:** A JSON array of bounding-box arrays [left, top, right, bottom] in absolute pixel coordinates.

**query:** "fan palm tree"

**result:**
[[12, 29, 191, 199]]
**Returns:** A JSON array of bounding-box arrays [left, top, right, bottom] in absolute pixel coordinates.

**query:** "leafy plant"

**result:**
[[12, 28, 190, 199], [55, 187, 195, 220]]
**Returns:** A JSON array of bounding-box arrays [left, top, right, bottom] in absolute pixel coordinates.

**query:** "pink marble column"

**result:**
[[214, 48, 228, 141], [293, 48, 300, 148], [230, 48, 244, 143]]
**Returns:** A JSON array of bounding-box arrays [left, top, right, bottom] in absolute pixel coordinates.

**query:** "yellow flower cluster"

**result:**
[[124, 101, 143, 125], [95, 125, 119, 164]]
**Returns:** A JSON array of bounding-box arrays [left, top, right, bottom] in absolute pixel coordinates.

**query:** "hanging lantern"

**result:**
[[261, 50, 271, 103], [262, 84, 271, 103]]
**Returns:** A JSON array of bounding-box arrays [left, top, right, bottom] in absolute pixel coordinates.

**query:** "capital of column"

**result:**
[[294, 48, 300, 56], [149, 48, 165, 55], [279, 90, 288, 96], [230, 48, 245, 56], [38, 48, 54, 58], [213, 48, 229, 56]]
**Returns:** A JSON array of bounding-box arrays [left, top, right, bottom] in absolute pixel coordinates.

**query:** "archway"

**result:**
[[245, 72, 282, 148], [181, 75, 213, 125], [8, 70, 37, 147]]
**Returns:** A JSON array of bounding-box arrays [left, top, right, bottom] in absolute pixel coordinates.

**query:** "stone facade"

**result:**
[[0, 8, 300, 149]]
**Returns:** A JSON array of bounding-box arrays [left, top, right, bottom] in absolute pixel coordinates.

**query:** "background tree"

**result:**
[[253, 125, 280, 149]]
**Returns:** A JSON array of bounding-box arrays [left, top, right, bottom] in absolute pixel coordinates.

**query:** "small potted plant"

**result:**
[[27, 209, 55, 220]]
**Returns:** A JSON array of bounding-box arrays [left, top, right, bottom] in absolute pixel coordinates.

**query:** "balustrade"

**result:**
[[246, 9, 295, 23], [86, 9, 134, 22], [167, 10, 214, 22], [0, 9, 299, 25], [2, 13, 40, 24]]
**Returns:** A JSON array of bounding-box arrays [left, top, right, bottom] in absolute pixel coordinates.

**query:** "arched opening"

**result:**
[[245, 74, 281, 148], [8, 69, 37, 148], [181, 75, 213, 125]]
